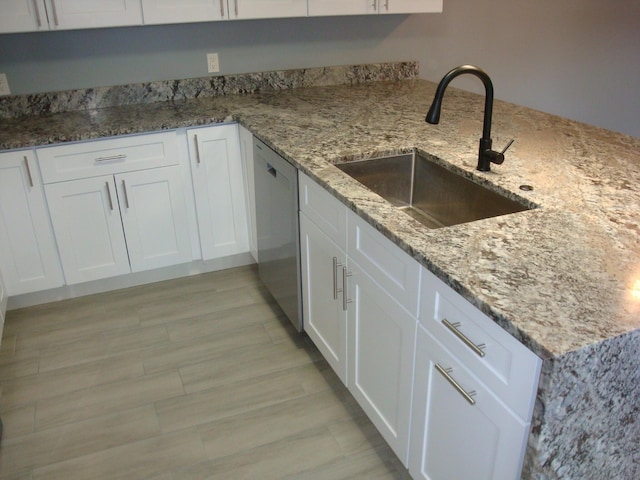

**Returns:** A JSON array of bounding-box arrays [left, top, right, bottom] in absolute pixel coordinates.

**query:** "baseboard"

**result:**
[[6, 253, 256, 310]]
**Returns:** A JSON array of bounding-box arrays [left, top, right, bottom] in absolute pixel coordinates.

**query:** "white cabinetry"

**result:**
[[187, 124, 249, 261], [39, 132, 192, 284], [0, 0, 145, 32], [409, 269, 541, 480], [230, 0, 307, 19], [0, 150, 64, 295], [309, 0, 442, 16], [299, 171, 417, 464], [141, 0, 224, 24], [0, 267, 7, 340], [238, 125, 258, 261]]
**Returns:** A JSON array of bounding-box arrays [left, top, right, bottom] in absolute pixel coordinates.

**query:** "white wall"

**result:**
[[0, 0, 638, 137]]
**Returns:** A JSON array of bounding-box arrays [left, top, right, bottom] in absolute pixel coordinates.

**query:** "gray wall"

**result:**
[[0, 0, 638, 137]]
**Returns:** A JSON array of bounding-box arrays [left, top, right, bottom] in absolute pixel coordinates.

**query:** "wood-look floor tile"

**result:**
[[35, 370, 183, 431], [173, 426, 344, 480], [0, 352, 145, 410], [38, 324, 168, 373], [142, 323, 272, 374], [200, 388, 362, 460], [0, 352, 39, 380], [0, 403, 35, 439], [31, 430, 206, 480], [0, 405, 160, 477]]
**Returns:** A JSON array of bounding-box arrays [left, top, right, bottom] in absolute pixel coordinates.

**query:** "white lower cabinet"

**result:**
[[187, 124, 249, 260], [0, 150, 64, 295], [299, 171, 541, 479], [409, 324, 531, 480], [347, 258, 416, 464], [238, 125, 258, 261], [0, 267, 7, 341], [45, 166, 191, 284]]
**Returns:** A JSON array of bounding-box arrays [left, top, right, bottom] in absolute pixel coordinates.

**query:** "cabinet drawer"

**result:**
[[37, 132, 179, 183], [348, 211, 421, 317], [298, 171, 348, 251], [420, 268, 541, 420]]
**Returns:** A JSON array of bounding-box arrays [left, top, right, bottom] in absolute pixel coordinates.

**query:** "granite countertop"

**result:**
[[2, 79, 639, 362]]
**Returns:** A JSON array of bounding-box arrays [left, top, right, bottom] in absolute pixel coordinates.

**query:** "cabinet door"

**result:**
[[116, 166, 192, 272], [409, 325, 530, 480], [238, 125, 258, 262], [308, 0, 370, 16], [347, 260, 416, 465], [188, 125, 249, 260], [0, 151, 64, 295], [230, 0, 307, 19], [0, 268, 7, 338], [43, 0, 143, 29], [45, 176, 130, 284], [0, 0, 49, 32], [300, 213, 348, 383], [381, 0, 442, 14], [141, 0, 225, 24]]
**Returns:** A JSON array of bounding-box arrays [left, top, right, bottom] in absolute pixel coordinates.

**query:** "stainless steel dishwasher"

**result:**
[[253, 138, 302, 331]]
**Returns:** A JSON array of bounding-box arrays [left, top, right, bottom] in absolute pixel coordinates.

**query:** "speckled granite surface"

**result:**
[[1, 66, 639, 478]]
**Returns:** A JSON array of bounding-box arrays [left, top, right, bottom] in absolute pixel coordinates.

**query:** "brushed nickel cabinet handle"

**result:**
[[342, 266, 352, 311], [435, 363, 477, 406], [106, 181, 114, 211], [384, 0, 389, 11], [234, 0, 238, 16], [333, 257, 344, 300], [50, 0, 59, 26], [95, 154, 127, 163], [372, 1, 377, 11], [33, 0, 42, 27], [442, 318, 486, 357], [24, 156, 34, 187], [194, 134, 201, 164], [220, 0, 225, 17], [122, 179, 130, 209]]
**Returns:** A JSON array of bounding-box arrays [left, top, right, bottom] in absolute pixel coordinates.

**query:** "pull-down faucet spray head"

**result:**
[[426, 65, 512, 172]]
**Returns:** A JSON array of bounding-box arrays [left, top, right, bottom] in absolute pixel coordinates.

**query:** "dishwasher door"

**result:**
[[253, 138, 302, 331]]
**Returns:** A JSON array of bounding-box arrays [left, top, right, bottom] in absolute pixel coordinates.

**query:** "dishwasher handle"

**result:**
[[266, 163, 277, 177]]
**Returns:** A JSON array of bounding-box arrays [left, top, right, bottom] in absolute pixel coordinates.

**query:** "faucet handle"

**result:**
[[480, 139, 514, 169], [500, 139, 515, 155]]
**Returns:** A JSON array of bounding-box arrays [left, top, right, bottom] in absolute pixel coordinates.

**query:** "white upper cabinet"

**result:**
[[141, 0, 224, 24], [308, 0, 369, 16], [376, 0, 442, 14], [0, 0, 49, 33], [0, 0, 144, 33], [229, 0, 307, 20], [43, 0, 143, 29]]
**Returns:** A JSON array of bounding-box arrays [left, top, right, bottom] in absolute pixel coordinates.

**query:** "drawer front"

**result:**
[[37, 132, 179, 183], [298, 171, 347, 251], [348, 210, 421, 317], [420, 268, 541, 420]]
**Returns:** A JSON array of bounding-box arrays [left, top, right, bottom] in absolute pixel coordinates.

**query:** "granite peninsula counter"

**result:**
[[1, 69, 639, 478]]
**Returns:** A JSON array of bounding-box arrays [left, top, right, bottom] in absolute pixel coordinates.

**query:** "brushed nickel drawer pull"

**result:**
[[435, 363, 477, 406], [234, 0, 238, 16], [342, 266, 353, 311], [384, 0, 389, 11], [333, 257, 344, 300], [50, 0, 59, 26], [442, 318, 486, 357], [220, 0, 225, 17], [33, 0, 42, 27], [24, 156, 34, 187], [95, 154, 127, 163], [122, 180, 130, 209], [106, 182, 114, 211], [194, 135, 201, 164]]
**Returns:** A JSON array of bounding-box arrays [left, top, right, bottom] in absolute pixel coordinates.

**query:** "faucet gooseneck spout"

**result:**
[[426, 65, 512, 172]]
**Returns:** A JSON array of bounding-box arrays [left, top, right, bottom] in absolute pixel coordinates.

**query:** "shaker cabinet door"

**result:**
[[45, 175, 130, 284], [141, 0, 225, 24], [409, 324, 530, 480], [43, 0, 143, 29], [230, 0, 307, 19], [0, 0, 49, 33], [0, 151, 64, 295]]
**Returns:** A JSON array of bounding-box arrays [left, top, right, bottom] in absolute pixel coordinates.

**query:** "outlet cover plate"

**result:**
[[207, 53, 220, 73], [0, 74, 10, 96]]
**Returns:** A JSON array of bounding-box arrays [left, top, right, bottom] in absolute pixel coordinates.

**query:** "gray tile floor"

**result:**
[[0, 266, 411, 479]]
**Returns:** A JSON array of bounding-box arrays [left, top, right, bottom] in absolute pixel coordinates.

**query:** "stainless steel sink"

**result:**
[[335, 153, 531, 229]]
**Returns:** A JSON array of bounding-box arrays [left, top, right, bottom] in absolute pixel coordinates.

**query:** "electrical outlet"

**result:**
[[0, 74, 10, 96], [207, 53, 220, 73]]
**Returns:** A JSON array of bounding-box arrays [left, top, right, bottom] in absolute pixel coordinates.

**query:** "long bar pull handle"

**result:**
[[333, 257, 344, 300], [371, 1, 377, 11], [24, 156, 34, 187], [122, 180, 130, 209], [342, 266, 352, 311], [384, 0, 389, 11], [106, 182, 114, 211], [33, 0, 42, 27], [50, 0, 59, 26], [220, 0, 225, 18], [435, 363, 477, 406], [442, 318, 486, 357], [194, 135, 201, 164], [95, 154, 127, 163], [234, 0, 238, 17]]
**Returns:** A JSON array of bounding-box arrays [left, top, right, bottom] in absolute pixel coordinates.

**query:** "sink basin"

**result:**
[[335, 152, 531, 229]]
